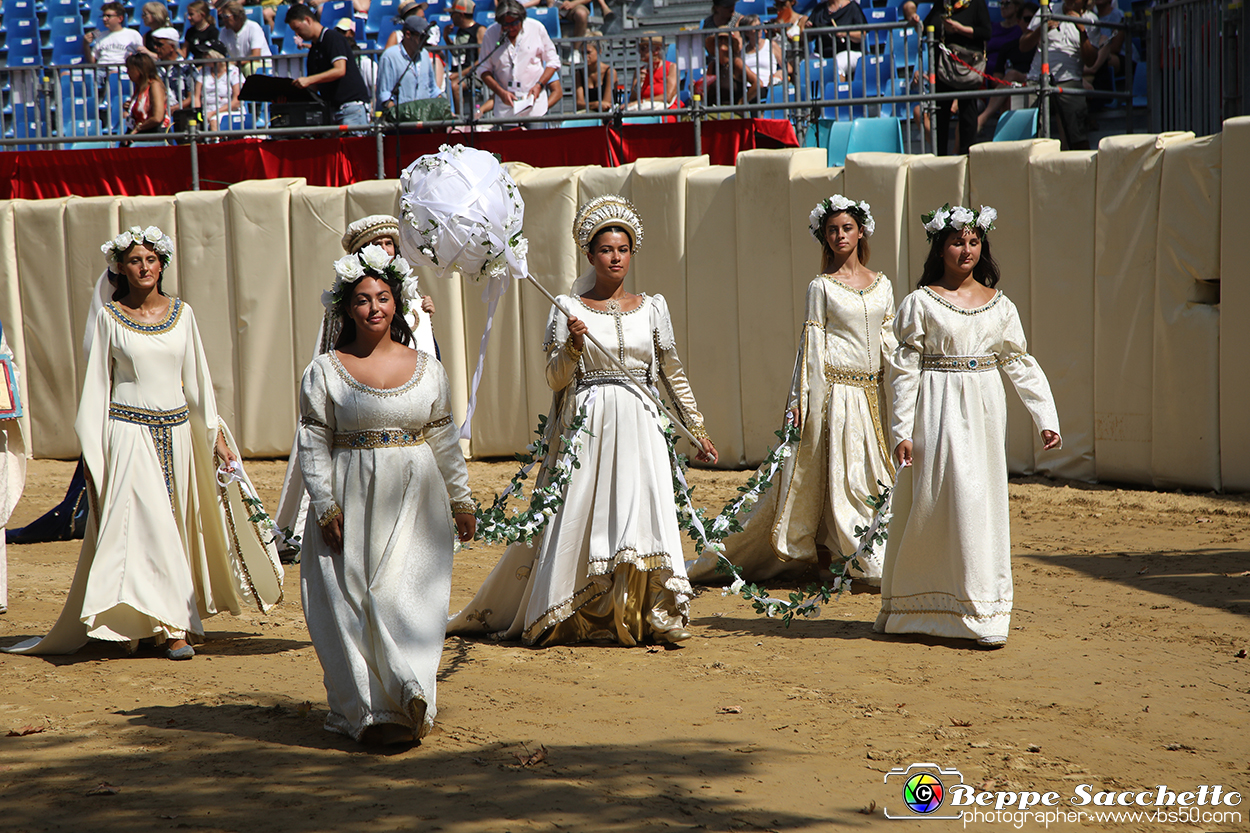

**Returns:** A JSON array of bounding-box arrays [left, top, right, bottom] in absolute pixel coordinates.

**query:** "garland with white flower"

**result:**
[[922, 203, 997, 243], [321, 244, 414, 312], [475, 403, 595, 546], [809, 194, 876, 241], [101, 225, 174, 268]]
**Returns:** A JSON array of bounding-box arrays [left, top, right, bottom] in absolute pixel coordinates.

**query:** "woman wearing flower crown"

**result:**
[[3, 227, 283, 660], [690, 195, 896, 586], [448, 195, 717, 647], [297, 245, 475, 745], [876, 205, 1060, 648]]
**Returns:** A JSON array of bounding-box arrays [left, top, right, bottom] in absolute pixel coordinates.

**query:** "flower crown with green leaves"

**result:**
[[101, 225, 174, 270], [809, 195, 875, 242], [321, 244, 416, 312], [922, 203, 997, 243]]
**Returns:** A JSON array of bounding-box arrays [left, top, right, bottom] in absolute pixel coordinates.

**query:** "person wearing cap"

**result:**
[[701, 0, 742, 29], [218, 1, 273, 62], [477, 0, 562, 126], [335, 17, 378, 98], [148, 27, 195, 113], [386, 0, 443, 49], [286, 3, 373, 127], [377, 16, 444, 110], [444, 0, 485, 113]]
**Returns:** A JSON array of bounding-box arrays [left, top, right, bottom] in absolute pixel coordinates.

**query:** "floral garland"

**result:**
[[101, 225, 174, 268], [321, 244, 414, 312], [475, 403, 595, 546], [922, 203, 997, 243], [809, 194, 876, 242]]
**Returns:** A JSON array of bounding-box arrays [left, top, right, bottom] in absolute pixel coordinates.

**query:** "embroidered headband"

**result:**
[[573, 194, 644, 255]]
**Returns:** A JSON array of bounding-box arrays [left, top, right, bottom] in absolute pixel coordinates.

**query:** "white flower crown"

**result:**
[[321, 244, 416, 311], [101, 225, 174, 269], [922, 203, 997, 242], [809, 195, 875, 242]]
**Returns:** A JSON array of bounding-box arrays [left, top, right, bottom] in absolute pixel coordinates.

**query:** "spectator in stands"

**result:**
[[476, 0, 561, 127], [740, 15, 782, 92], [124, 52, 171, 139], [184, 1, 221, 59], [977, 0, 1035, 135], [335, 17, 377, 98], [148, 27, 194, 111], [193, 44, 244, 131], [573, 35, 615, 112], [630, 34, 677, 110], [444, 0, 485, 115], [1084, 0, 1125, 104], [702, 0, 741, 30], [85, 2, 144, 67], [286, 3, 373, 127], [377, 17, 444, 111], [772, 0, 808, 39], [387, 0, 442, 49], [695, 29, 760, 110], [558, 0, 592, 42], [219, 1, 273, 62], [1020, 0, 1096, 149], [261, 0, 284, 28], [806, 0, 866, 79], [924, 0, 992, 155], [141, 1, 172, 31]]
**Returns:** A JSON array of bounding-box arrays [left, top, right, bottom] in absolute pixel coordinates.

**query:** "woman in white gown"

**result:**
[[273, 215, 437, 561], [0, 317, 26, 614], [876, 205, 1061, 648], [3, 226, 283, 660], [691, 195, 896, 585], [448, 195, 718, 647], [298, 245, 475, 745]]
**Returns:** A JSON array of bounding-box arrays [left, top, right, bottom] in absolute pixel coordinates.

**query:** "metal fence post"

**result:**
[[375, 111, 386, 180], [692, 93, 703, 157], [1038, 0, 1051, 139], [926, 25, 938, 154], [189, 120, 200, 191]]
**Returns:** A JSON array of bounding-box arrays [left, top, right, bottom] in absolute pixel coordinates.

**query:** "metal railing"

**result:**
[[1147, 0, 1248, 135]]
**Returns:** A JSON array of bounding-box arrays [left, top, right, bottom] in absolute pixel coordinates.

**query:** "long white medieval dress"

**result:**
[[4, 299, 283, 655], [689, 273, 897, 584], [0, 325, 26, 613], [297, 350, 473, 740], [875, 288, 1060, 641], [447, 294, 708, 646]]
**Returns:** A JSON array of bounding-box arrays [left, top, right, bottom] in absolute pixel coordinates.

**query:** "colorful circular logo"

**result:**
[[902, 772, 945, 814]]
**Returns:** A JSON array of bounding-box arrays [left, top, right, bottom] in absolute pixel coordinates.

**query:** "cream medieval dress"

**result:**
[[448, 294, 706, 646], [4, 298, 283, 655], [0, 325, 26, 613], [875, 288, 1060, 641], [689, 273, 897, 584], [297, 350, 472, 741]]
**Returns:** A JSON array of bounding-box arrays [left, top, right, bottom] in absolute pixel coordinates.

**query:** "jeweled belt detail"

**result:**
[[575, 368, 651, 390], [921, 354, 998, 372], [333, 428, 426, 449], [824, 365, 882, 389], [108, 402, 189, 426]]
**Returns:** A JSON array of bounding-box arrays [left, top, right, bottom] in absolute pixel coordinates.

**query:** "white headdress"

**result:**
[[84, 225, 175, 357], [341, 214, 401, 254], [322, 245, 414, 311], [572, 195, 644, 255]]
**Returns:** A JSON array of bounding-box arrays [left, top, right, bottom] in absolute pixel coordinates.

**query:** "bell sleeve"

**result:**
[[878, 278, 899, 371], [180, 304, 221, 454], [422, 359, 475, 515], [74, 311, 114, 505], [544, 297, 581, 392], [296, 358, 341, 529], [996, 297, 1062, 442], [651, 294, 708, 440], [886, 292, 925, 452], [789, 279, 829, 420]]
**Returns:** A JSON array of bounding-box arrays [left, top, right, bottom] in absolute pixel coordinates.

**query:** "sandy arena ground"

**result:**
[[1, 458, 1247, 832]]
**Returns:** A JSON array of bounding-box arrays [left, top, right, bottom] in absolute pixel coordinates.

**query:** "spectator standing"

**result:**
[[807, 0, 867, 78], [219, 1, 273, 61], [924, 0, 992, 155], [444, 0, 485, 114], [702, 0, 741, 29], [1084, 0, 1125, 101], [183, 1, 221, 59], [1020, 0, 1096, 148], [335, 17, 377, 98], [85, 2, 144, 67], [286, 3, 373, 127], [377, 17, 444, 110], [977, 0, 1035, 135], [476, 0, 561, 127]]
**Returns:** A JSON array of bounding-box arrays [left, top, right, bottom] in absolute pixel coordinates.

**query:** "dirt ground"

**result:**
[[1, 458, 1247, 833]]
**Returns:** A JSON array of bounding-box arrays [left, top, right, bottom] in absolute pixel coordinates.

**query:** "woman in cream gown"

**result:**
[[4, 227, 282, 660], [690, 196, 895, 585], [448, 195, 718, 647], [876, 206, 1060, 647], [298, 246, 475, 745]]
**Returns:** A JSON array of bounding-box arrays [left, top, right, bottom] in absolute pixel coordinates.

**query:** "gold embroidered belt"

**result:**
[[921, 354, 998, 372], [575, 368, 651, 390], [824, 365, 882, 390], [333, 428, 426, 449], [108, 402, 189, 426]]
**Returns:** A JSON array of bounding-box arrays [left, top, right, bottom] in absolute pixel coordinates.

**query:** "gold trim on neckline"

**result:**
[[921, 286, 1003, 315], [105, 298, 182, 334], [575, 292, 649, 316], [329, 350, 426, 397], [819, 272, 883, 295]]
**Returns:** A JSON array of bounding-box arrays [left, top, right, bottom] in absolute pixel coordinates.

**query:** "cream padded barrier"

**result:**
[[843, 153, 908, 306], [970, 140, 1059, 474], [686, 167, 745, 466], [65, 197, 121, 401], [903, 154, 968, 295], [1220, 118, 1250, 491], [1152, 134, 1221, 490], [1093, 133, 1191, 483], [1028, 150, 1097, 482], [288, 185, 347, 366]]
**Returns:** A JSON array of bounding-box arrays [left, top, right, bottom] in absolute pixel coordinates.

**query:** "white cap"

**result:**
[[151, 26, 181, 42]]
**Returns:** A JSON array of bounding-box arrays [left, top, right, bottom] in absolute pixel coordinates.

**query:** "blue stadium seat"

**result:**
[[2, 0, 40, 21], [823, 119, 854, 165], [530, 6, 558, 41], [48, 14, 86, 66], [993, 107, 1037, 140], [473, 10, 493, 28], [735, 0, 767, 14], [761, 84, 794, 120], [822, 81, 864, 120], [864, 7, 897, 53], [170, 0, 193, 26], [799, 57, 838, 100], [365, 0, 398, 37], [846, 115, 903, 154], [319, 0, 352, 28], [244, 5, 263, 26]]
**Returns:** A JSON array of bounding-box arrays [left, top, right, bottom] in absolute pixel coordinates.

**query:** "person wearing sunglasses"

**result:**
[[476, 0, 562, 127]]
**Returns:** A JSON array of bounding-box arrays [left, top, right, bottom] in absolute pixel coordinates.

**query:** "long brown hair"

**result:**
[[108, 241, 168, 300], [332, 273, 416, 349], [918, 227, 1000, 288], [819, 210, 871, 273]]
